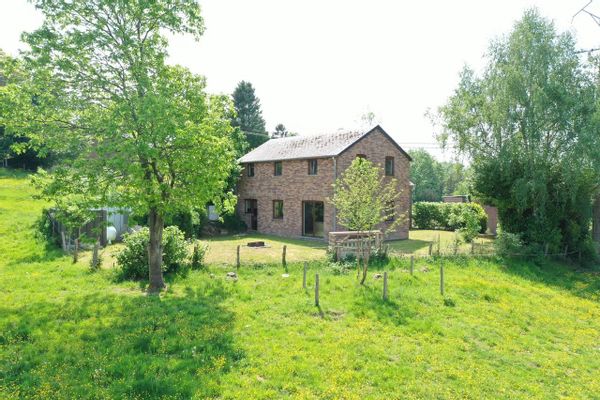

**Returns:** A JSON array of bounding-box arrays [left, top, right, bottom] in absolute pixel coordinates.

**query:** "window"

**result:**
[[385, 156, 394, 176], [356, 154, 367, 159], [273, 200, 284, 219], [274, 161, 282, 176], [247, 163, 255, 177], [386, 201, 395, 222], [308, 159, 318, 175], [244, 199, 254, 214]]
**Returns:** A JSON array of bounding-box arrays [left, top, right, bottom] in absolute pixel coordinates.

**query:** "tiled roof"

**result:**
[[239, 129, 368, 163]]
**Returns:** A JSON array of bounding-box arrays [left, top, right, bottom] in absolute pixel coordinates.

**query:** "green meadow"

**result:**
[[1, 169, 599, 399]]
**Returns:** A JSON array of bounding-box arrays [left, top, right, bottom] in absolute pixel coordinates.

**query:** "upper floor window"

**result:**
[[308, 159, 318, 175], [273, 200, 284, 219], [274, 161, 282, 176], [385, 156, 394, 176], [247, 163, 255, 177]]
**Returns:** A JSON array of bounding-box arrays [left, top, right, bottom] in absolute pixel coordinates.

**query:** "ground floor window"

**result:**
[[273, 200, 284, 219]]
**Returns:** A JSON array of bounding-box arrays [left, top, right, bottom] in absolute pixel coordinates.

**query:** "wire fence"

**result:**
[[387, 239, 584, 262]]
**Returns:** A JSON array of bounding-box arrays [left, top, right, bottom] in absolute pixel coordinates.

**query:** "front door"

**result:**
[[303, 201, 324, 237]]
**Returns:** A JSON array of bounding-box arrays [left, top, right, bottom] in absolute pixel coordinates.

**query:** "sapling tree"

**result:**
[[0, 0, 237, 292], [329, 158, 404, 284], [52, 196, 96, 263]]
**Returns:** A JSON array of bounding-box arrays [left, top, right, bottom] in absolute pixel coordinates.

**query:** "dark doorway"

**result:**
[[245, 199, 258, 230], [303, 201, 324, 237]]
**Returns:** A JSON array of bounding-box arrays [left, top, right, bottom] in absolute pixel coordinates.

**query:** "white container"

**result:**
[[106, 226, 117, 244]]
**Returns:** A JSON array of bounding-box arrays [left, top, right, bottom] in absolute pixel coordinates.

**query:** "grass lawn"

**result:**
[[201, 234, 326, 266], [388, 230, 495, 256], [1, 168, 600, 399]]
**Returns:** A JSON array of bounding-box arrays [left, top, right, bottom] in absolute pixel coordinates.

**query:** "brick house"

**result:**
[[236, 125, 412, 240]]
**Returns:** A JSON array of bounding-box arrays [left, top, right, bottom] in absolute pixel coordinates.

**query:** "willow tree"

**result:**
[[0, 0, 237, 291], [437, 10, 599, 256]]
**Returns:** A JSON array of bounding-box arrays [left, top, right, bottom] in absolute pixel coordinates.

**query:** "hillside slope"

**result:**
[[0, 169, 599, 399]]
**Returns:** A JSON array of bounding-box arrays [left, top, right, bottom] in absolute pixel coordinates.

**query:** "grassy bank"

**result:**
[[1, 168, 599, 399]]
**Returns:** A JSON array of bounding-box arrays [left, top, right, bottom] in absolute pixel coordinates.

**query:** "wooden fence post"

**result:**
[[236, 245, 240, 269], [428, 242, 433, 256], [91, 242, 100, 270], [440, 260, 444, 296], [303, 262, 307, 289], [471, 241, 475, 255], [315, 273, 320, 306], [282, 245, 287, 269], [383, 272, 388, 301], [410, 255, 414, 276]]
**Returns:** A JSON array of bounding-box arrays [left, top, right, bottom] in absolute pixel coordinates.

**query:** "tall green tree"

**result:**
[[329, 158, 403, 284], [0, 49, 55, 169], [272, 123, 288, 138], [441, 162, 471, 196], [0, 0, 237, 291], [408, 149, 445, 201], [437, 10, 598, 254], [231, 81, 269, 149]]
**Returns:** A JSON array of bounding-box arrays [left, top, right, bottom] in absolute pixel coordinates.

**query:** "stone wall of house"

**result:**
[[335, 129, 411, 240], [236, 127, 411, 240], [236, 157, 335, 238]]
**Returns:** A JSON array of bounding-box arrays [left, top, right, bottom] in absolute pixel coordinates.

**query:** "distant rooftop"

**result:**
[[239, 125, 411, 163]]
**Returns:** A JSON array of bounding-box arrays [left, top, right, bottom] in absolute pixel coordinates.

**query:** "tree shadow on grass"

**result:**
[[0, 280, 243, 399], [6, 246, 66, 266], [497, 257, 600, 302]]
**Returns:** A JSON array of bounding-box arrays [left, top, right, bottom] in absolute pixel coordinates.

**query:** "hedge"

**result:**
[[412, 202, 487, 233]]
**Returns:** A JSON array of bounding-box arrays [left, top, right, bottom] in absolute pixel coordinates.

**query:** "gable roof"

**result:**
[[238, 125, 412, 163]]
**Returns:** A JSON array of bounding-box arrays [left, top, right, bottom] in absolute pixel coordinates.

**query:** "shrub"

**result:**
[[463, 203, 488, 233], [190, 241, 208, 270], [34, 209, 56, 245], [494, 232, 523, 256], [449, 209, 481, 243], [328, 261, 352, 275], [412, 202, 487, 233], [116, 226, 189, 280], [133, 207, 210, 239], [220, 213, 247, 233]]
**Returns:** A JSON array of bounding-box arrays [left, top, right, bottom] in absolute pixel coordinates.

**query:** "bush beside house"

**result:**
[[412, 202, 487, 233]]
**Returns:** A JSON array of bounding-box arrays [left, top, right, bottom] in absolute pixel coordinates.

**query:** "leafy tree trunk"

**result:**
[[360, 237, 371, 285], [148, 208, 165, 292], [72, 229, 80, 263]]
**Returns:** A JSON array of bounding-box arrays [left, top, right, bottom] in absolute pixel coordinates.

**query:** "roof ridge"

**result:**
[[238, 126, 392, 163]]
